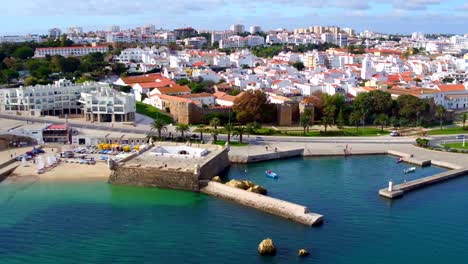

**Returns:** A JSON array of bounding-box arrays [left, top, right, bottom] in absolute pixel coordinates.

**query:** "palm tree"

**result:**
[[210, 117, 221, 130], [233, 126, 246, 143], [435, 106, 446, 130], [210, 129, 219, 144], [374, 113, 389, 132], [197, 124, 206, 142], [150, 118, 168, 140], [300, 115, 311, 136], [461, 113, 467, 130], [224, 123, 233, 143], [349, 110, 363, 133], [175, 124, 190, 139]]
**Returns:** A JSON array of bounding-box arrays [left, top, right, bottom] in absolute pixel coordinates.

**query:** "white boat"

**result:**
[[404, 167, 416, 174]]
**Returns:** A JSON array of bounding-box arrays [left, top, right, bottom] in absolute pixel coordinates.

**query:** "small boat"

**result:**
[[404, 167, 416, 174], [396, 158, 404, 163], [265, 170, 278, 179]]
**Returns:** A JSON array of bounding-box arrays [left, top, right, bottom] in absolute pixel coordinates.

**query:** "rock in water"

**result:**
[[211, 176, 222, 183], [225, 179, 248, 190], [247, 185, 268, 195], [258, 238, 276, 255], [242, 180, 255, 188], [297, 249, 309, 257]]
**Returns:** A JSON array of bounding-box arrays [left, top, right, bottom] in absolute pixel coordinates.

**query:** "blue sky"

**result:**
[[2, 0, 467, 35]]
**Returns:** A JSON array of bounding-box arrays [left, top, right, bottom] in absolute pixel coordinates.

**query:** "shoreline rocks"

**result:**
[[258, 238, 276, 255], [298, 248, 309, 257], [225, 179, 268, 195], [211, 176, 222, 183]]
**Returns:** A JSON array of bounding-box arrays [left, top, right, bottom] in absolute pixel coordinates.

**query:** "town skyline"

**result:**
[[2, 0, 468, 35]]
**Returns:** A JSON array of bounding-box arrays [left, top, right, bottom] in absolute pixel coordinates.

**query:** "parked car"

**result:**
[[60, 151, 74, 158], [456, 135, 465, 140], [390, 131, 400, 137], [256, 136, 264, 141], [16, 154, 32, 161]]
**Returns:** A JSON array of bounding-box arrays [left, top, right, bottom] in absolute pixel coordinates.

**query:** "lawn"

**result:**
[[214, 140, 249, 147], [427, 126, 468, 135], [282, 127, 390, 137], [441, 142, 468, 150], [136, 102, 173, 124]]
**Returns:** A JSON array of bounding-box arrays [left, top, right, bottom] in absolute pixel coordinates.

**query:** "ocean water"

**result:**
[[0, 155, 467, 263]]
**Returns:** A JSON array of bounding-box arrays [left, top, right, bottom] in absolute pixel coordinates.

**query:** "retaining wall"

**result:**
[[229, 149, 304, 163], [200, 181, 323, 226]]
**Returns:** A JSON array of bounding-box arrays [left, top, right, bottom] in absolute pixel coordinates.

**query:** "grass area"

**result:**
[[136, 102, 173, 124], [442, 142, 468, 150], [427, 126, 468, 135], [282, 127, 390, 137], [198, 127, 389, 137], [214, 140, 249, 147]]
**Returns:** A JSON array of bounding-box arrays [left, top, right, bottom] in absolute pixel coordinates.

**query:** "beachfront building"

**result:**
[[80, 87, 136, 122], [0, 79, 99, 117], [42, 124, 71, 144], [0, 79, 136, 122], [34, 46, 109, 58]]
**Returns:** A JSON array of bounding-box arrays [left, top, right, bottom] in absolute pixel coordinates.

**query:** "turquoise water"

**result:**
[[1, 155, 467, 263]]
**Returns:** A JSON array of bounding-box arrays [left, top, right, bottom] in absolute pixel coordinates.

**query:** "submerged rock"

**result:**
[[211, 176, 222, 183], [297, 248, 309, 257], [258, 238, 276, 255], [225, 179, 248, 190], [247, 185, 267, 195]]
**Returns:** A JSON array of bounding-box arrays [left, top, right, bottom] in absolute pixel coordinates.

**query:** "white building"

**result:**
[[48, 28, 61, 39], [110, 25, 120, 33], [0, 35, 42, 43], [68, 27, 83, 36], [230, 24, 245, 34], [211, 30, 235, 45], [250, 26, 262, 34], [34, 46, 109, 58], [80, 86, 136, 122], [361, 56, 373, 80]]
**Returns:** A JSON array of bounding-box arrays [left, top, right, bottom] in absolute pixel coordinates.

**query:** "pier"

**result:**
[[379, 168, 468, 199], [200, 181, 323, 226]]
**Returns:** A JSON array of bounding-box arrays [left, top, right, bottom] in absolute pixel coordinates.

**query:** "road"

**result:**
[[0, 114, 417, 144]]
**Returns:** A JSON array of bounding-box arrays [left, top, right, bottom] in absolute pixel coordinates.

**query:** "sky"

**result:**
[[1, 0, 467, 35]]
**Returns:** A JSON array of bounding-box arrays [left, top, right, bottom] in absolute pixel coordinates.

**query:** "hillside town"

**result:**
[[0, 24, 467, 140]]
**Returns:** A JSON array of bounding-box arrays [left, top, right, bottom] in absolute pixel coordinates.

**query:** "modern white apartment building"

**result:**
[[48, 28, 62, 39], [219, 35, 265, 49], [0, 35, 42, 43], [0, 80, 136, 122], [68, 27, 83, 36], [80, 87, 136, 122], [230, 24, 245, 34], [34, 46, 109, 58], [250, 26, 262, 34], [110, 25, 121, 32], [211, 30, 235, 45]]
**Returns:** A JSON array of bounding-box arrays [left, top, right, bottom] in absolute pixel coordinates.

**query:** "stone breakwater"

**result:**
[[200, 181, 324, 226]]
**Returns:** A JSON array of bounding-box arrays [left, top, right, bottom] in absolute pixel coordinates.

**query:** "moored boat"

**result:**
[[404, 167, 416, 174], [265, 170, 278, 179]]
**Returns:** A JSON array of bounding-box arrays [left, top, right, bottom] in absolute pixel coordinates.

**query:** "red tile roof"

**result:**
[[155, 85, 191, 95], [121, 74, 173, 85], [45, 124, 68, 131], [436, 84, 466, 92], [178, 92, 215, 99], [36, 46, 108, 51]]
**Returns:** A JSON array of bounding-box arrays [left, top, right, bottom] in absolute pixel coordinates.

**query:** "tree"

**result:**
[[435, 105, 446, 130], [175, 124, 190, 139], [461, 113, 468, 129], [245, 122, 259, 138], [300, 114, 311, 135], [150, 118, 168, 139], [321, 105, 336, 133], [233, 126, 246, 143], [233, 90, 269, 123], [349, 110, 363, 133], [336, 107, 345, 130], [292, 61, 305, 71], [197, 124, 206, 142], [224, 123, 233, 143], [210, 129, 219, 144], [12, 46, 34, 59], [210, 117, 221, 130], [24, 76, 38, 86], [374, 113, 389, 132]]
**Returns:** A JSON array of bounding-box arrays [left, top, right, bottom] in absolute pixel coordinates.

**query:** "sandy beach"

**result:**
[[1, 147, 110, 182]]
